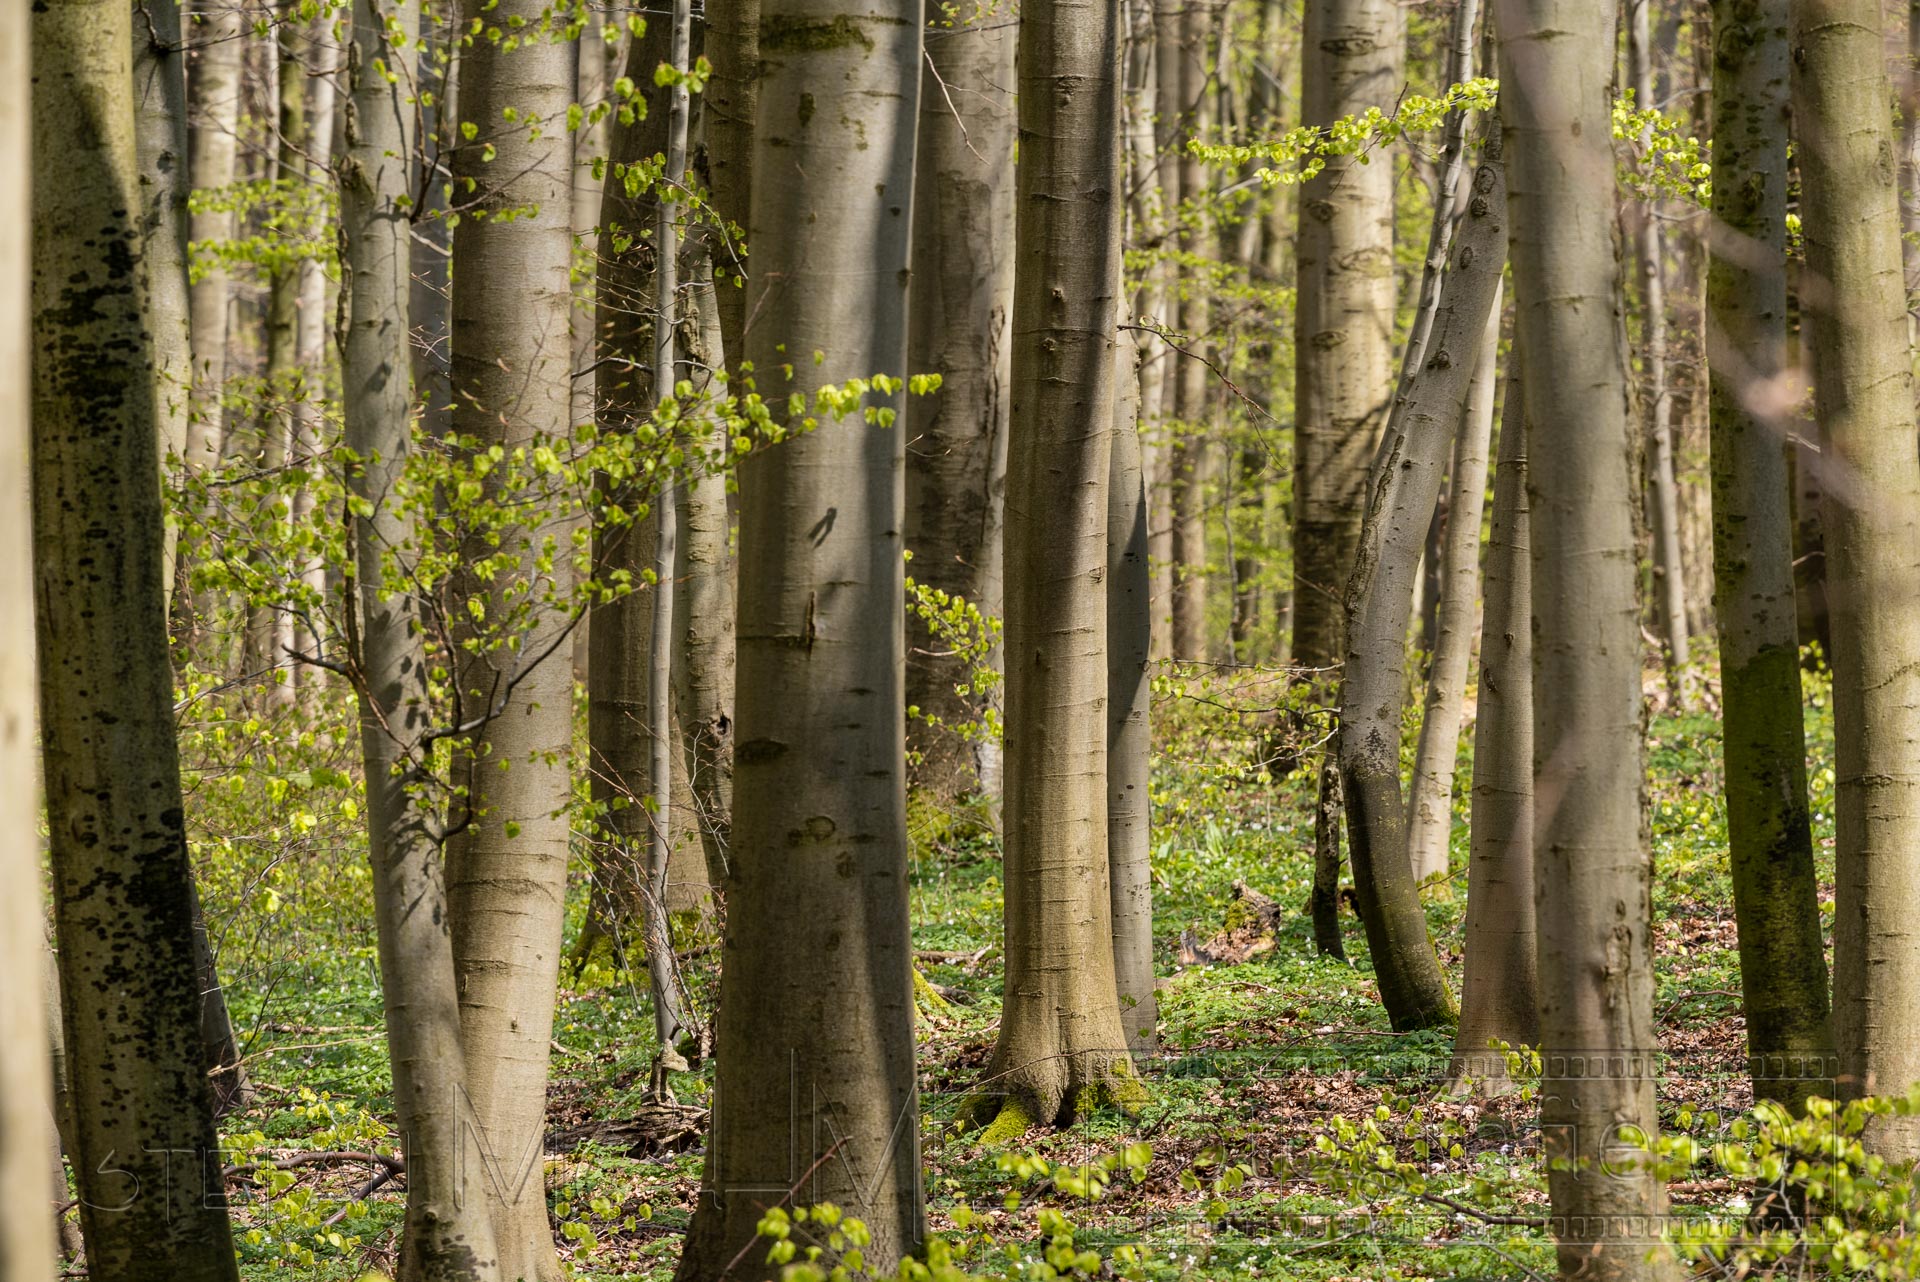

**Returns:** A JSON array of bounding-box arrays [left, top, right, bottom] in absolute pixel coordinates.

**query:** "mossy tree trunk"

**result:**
[[673, 0, 926, 1270], [1497, 0, 1677, 1272], [30, 3, 240, 1276], [1791, 0, 1920, 1158]]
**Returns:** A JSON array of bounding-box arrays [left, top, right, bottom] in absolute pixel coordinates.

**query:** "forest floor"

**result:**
[[201, 660, 1825, 1281]]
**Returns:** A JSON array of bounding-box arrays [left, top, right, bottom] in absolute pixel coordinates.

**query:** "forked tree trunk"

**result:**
[[1109, 330, 1158, 1056], [446, 8, 577, 1276], [186, 0, 245, 470], [1291, 0, 1402, 676], [1335, 128, 1506, 1034], [339, 4, 502, 1277], [1405, 284, 1500, 887], [1791, 0, 1920, 1158], [1448, 355, 1536, 1092], [903, 10, 1014, 803], [1497, 0, 1677, 1273], [0, 9, 58, 1274], [972, 0, 1138, 1138], [30, 5, 239, 1277], [1707, 0, 1834, 1114], [672, 0, 926, 1269]]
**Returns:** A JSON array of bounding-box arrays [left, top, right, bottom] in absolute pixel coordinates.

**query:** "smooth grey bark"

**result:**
[[1791, 0, 1920, 1158], [1109, 330, 1158, 1057], [1497, 0, 1676, 1273], [340, 4, 502, 1277], [1708, 0, 1834, 1114], [903, 10, 1014, 802], [1448, 356, 1537, 1092], [291, 15, 338, 678], [1335, 131, 1507, 1034], [673, 0, 926, 1268], [1290, 0, 1402, 676], [445, 9, 577, 1277], [1628, 0, 1690, 708], [704, 0, 758, 373], [1167, 0, 1214, 660], [413, 10, 455, 440], [30, 5, 239, 1277], [570, 13, 609, 682], [0, 7, 57, 1273], [973, 0, 1137, 1137], [185, 0, 245, 469], [1406, 283, 1500, 887]]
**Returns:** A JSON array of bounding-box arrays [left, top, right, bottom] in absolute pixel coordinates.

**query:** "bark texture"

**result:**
[[1291, 0, 1402, 675], [185, 0, 245, 469], [1791, 0, 1920, 1155], [903, 10, 1014, 802], [1497, 0, 1676, 1272], [30, 4, 239, 1276], [673, 0, 926, 1268]]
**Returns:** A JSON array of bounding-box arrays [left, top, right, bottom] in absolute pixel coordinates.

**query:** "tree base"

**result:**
[[961, 1055, 1148, 1143]]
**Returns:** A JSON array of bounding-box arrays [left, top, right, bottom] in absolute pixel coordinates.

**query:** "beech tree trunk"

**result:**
[[1291, 0, 1402, 676], [703, 0, 757, 372], [673, 0, 926, 1268], [340, 4, 502, 1277], [1405, 283, 1500, 887], [1448, 354, 1536, 1091], [1167, 0, 1214, 661], [903, 9, 1014, 802], [185, 0, 245, 470], [1109, 330, 1158, 1056], [1497, 0, 1677, 1272], [30, 5, 239, 1276], [291, 16, 338, 677], [1791, 0, 1920, 1158], [1335, 128, 1502, 1033], [1707, 0, 1834, 1114]]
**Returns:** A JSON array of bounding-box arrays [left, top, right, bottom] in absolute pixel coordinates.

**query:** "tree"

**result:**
[[903, 5, 1014, 803], [672, 0, 926, 1268], [1708, 0, 1833, 1114], [1448, 354, 1536, 1091], [1109, 330, 1158, 1056], [1167, 0, 1215, 660], [1291, 0, 1402, 675], [185, 0, 245, 470], [1791, 0, 1920, 1156], [1, 4, 57, 1274], [30, 2, 239, 1276], [339, 2, 502, 1275], [1497, 0, 1676, 1271], [970, 0, 1139, 1138], [446, 7, 578, 1276]]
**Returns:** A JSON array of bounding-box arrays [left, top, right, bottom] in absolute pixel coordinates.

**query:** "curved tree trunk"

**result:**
[[1109, 330, 1158, 1057], [1290, 0, 1402, 677], [973, 0, 1137, 1137], [340, 3, 502, 1277], [1406, 283, 1500, 887], [903, 11, 1014, 804], [1707, 0, 1834, 1115], [1447, 353, 1536, 1092], [1497, 0, 1676, 1272], [30, 5, 240, 1276], [1334, 129, 1506, 1033], [185, 0, 245, 471], [1791, 0, 1920, 1158], [672, 0, 926, 1270], [445, 8, 578, 1278]]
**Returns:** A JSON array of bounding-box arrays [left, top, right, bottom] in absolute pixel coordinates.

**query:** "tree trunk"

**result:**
[[413, 10, 455, 440], [30, 5, 240, 1276], [1406, 283, 1500, 887], [291, 16, 338, 679], [1145, 0, 1182, 662], [1791, 0, 1920, 1158], [0, 6, 58, 1271], [1448, 351, 1536, 1092], [1628, 0, 1690, 709], [1497, 0, 1677, 1273], [185, 0, 245, 470], [1167, 0, 1214, 661], [672, 0, 926, 1268], [1290, 0, 1402, 676], [571, 14, 609, 683], [1109, 330, 1158, 1057], [1334, 125, 1503, 1034], [703, 0, 757, 373], [972, 0, 1138, 1138], [903, 10, 1014, 803], [133, 0, 194, 596], [339, 4, 502, 1277], [445, 8, 577, 1277], [1706, 0, 1834, 1115]]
